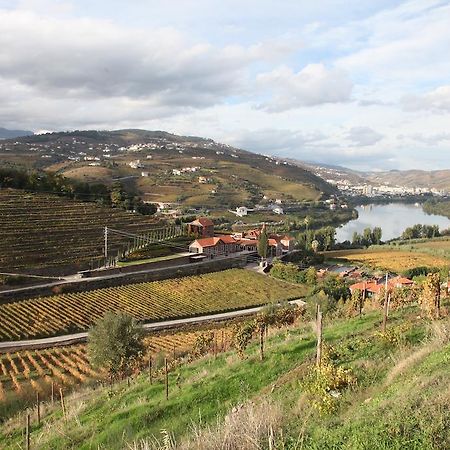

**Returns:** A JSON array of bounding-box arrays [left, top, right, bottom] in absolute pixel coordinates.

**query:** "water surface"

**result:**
[[336, 203, 450, 242]]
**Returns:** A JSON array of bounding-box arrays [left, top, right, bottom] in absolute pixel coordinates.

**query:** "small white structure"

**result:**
[[172, 169, 181, 176], [129, 160, 144, 169], [235, 206, 248, 217], [141, 171, 150, 177], [273, 206, 284, 215]]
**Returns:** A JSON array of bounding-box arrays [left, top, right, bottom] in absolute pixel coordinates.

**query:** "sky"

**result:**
[[1, 0, 450, 170]]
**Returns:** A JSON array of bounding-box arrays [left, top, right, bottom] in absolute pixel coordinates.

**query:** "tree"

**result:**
[[372, 227, 382, 245], [420, 272, 441, 319], [362, 227, 373, 247], [258, 225, 269, 259], [88, 312, 144, 379], [323, 227, 336, 250]]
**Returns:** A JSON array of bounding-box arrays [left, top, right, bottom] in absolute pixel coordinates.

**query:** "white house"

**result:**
[[235, 206, 248, 217]]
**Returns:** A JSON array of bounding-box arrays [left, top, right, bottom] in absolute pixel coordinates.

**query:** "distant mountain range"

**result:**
[[0, 127, 34, 139], [302, 161, 450, 192], [2, 127, 448, 193], [366, 170, 450, 191]]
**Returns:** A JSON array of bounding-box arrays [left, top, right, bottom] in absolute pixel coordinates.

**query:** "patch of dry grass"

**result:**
[[325, 249, 450, 272]]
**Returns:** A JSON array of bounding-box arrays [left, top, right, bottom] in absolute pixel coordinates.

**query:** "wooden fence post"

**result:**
[[213, 333, 217, 358], [36, 392, 41, 426], [221, 329, 225, 352], [173, 344, 176, 361], [164, 358, 169, 400], [382, 293, 390, 333], [149, 357, 152, 385], [59, 388, 66, 421], [259, 326, 265, 361], [51, 381, 54, 405], [25, 412, 31, 450], [316, 305, 323, 367]]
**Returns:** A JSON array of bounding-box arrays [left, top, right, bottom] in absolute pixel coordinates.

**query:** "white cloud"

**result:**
[[346, 126, 383, 147], [398, 131, 450, 145], [256, 64, 353, 112], [402, 85, 450, 113]]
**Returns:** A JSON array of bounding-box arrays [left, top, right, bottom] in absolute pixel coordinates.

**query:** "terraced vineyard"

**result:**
[[0, 189, 162, 274], [0, 326, 234, 415], [0, 269, 306, 341]]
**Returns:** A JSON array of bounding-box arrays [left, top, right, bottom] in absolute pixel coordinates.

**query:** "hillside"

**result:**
[[367, 170, 450, 191], [1, 304, 449, 449], [301, 161, 450, 193], [0, 189, 161, 275], [0, 127, 33, 140], [0, 129, 335, 208]]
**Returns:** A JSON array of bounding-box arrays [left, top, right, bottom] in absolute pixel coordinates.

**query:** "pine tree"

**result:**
[[258, 224, 269, 259]]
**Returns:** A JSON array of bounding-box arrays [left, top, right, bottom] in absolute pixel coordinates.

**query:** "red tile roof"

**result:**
[[189, 217, 214, 227], [218, 234, 237, 244], [350, 276, 414, 294], [190, 235, 237, 248]]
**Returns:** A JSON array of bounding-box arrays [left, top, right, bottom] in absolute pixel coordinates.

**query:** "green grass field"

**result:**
[[2, 303, 449, 449]]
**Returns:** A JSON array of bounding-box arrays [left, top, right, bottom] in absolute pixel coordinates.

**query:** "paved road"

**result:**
[[0, 299, 305, 352]]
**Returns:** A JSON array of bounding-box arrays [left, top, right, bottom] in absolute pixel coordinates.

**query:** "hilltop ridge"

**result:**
[[0, 129, 335, 208]]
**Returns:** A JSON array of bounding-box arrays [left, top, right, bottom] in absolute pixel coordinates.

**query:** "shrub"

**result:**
[[303, 348, 356, 414], [88, 312, 144, 379]]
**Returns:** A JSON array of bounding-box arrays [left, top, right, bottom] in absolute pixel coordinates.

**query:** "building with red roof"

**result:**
[[350, 276, 414, 298], [188, 217, 214, 237]]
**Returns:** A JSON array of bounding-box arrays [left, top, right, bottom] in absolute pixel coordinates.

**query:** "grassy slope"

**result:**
[[3, 307, 449, 449]]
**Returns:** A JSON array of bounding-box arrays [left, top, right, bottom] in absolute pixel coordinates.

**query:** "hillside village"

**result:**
[[309, 164, 450, 197]]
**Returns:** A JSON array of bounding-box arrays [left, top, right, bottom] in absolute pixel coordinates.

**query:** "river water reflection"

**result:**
[[336, 203, 450, 242]]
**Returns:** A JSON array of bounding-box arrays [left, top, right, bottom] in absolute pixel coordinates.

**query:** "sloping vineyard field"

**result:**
[[0, 326, 234, 416], [0, 189, 162, 273], [0, 269, 306, 341]]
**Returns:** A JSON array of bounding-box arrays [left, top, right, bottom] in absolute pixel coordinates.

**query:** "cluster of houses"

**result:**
[[187, 218, 295, 257], [349, 276, 414, 298], [319, 265, 415, 299]]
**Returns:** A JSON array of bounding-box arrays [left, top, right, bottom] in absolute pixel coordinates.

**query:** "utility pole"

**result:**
[[104, 226, 108, 260]]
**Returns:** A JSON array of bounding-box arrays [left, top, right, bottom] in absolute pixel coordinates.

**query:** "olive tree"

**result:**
[[88, 312, 144, 380]]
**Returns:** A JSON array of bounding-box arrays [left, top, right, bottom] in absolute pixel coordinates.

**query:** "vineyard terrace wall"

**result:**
[[0, 255, 249, 303]]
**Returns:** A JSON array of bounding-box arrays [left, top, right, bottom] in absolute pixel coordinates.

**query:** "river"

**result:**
[[336, 203, 450, 243]]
